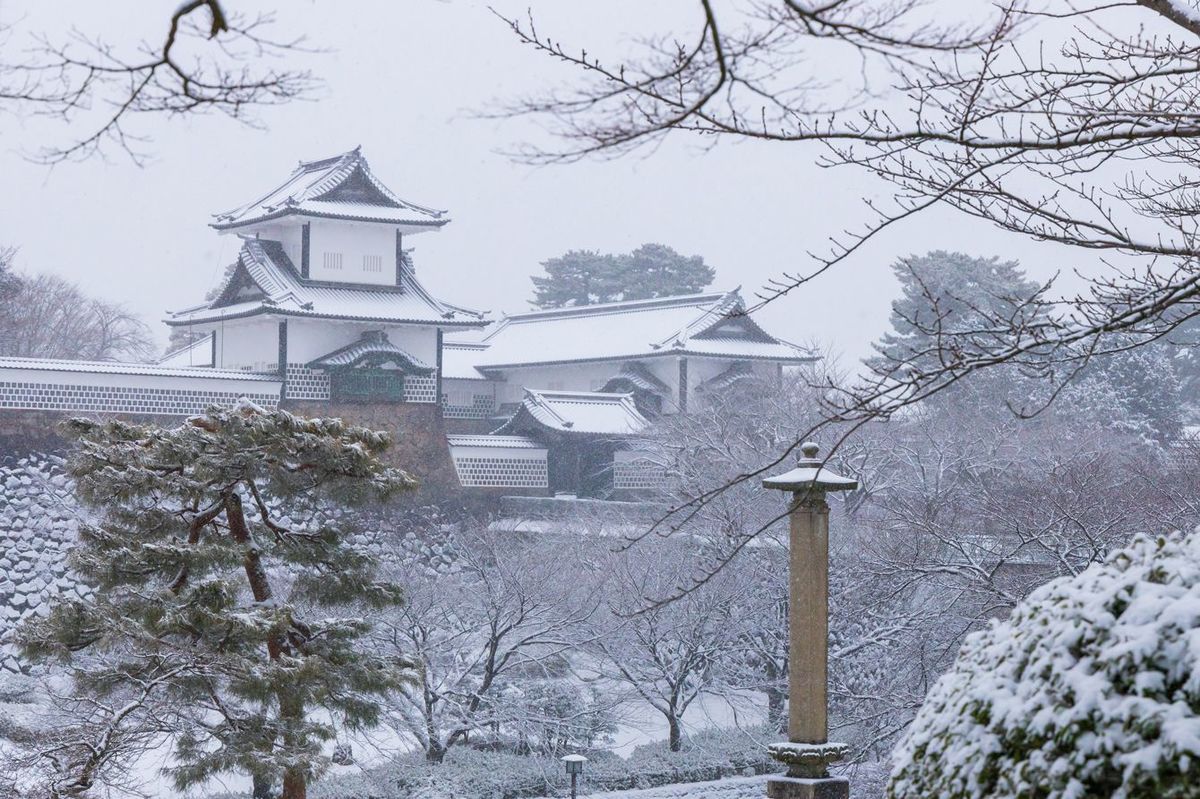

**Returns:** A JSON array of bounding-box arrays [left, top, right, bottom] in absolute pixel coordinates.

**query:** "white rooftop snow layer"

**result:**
[[211, 147, 448, 230], [166, 239, 487, 328], [518, 389, 650, 435], [156, 334, 214, 368], [440, 344, 490, 380], [460, 290, 813, 369], [447, 434, 544, 449]]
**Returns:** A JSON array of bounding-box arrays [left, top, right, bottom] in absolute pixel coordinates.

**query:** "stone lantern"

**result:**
[[762, 442, 857, 799]]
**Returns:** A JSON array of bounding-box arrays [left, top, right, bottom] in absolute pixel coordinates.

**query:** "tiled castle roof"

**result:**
[[308, 330, 433, 373], [166, 238, 488, 328], [451, 289, 814, 370], [495, 389, 650, 437], [211, 146, 449, 231]]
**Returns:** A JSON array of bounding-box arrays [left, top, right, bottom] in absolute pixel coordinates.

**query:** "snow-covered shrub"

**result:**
[[307, 726, 777, 799], [888, 531, 1200, 799]]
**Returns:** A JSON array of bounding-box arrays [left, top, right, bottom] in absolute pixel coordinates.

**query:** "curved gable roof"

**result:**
[[211, 147, 449, 231], [460, 289, 813, 369], [495, 389, 650, 437], [167, 238, 488, 328]]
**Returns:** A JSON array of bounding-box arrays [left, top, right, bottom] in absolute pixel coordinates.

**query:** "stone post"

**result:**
[[762, 442, 857, 799]]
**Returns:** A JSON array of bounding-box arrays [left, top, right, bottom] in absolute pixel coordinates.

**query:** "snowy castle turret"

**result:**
[[209, 145, 448, 287], [165, 147, 487, 404]]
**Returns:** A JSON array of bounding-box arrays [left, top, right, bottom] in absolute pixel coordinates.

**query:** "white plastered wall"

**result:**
[[307, 220, 395, 286]]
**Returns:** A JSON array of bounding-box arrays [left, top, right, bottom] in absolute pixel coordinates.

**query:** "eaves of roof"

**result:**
[[164, 305, 489, 327], [210, 206, 450, 231], [477, 347, 818, 372]]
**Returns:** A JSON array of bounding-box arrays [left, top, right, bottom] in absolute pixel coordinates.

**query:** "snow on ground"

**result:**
[[538, 774, 768, 799]]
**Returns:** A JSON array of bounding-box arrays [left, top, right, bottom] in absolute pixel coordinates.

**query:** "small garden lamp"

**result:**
[[562, 753, 588, 799]]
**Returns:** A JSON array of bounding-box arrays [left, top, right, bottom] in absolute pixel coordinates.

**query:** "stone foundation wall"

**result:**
[[283, 400, 462, 498], [0, 409, 184, 456], [1, 403, 462, 499]]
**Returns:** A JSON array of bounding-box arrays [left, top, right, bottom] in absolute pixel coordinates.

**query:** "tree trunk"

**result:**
[[252, 774, 274, 799], [426, 739, 446, 763], [667, 715, 682, 752], [281, 769, 306, 799], [227, 490, 306, 799], [766, 685, 787, 734]]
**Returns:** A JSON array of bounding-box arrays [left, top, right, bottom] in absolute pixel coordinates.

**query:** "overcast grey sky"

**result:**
[[0, 1, 1070, 363]]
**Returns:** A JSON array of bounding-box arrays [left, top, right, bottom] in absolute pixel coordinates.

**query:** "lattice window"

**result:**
[[403, 374, 438, 404], [613, 460, 666, 491], [323, 252, 343, 270], [285, 364, 332, 401], [442, 392, 496, 419], [453, 455, 548, 488], [362, 254, 383, 273]]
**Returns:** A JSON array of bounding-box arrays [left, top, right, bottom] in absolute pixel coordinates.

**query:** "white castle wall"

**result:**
[[213, 318, 281, 371], [0, 361, 282, 415], [309, 220, 396, 286]]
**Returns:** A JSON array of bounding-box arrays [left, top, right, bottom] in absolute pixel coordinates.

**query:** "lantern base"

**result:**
[[766, 776, 850, 799], [767, 741, 849, 777]]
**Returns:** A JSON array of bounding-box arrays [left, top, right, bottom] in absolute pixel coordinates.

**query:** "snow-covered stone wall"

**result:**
[[0, 451, 471, 674], [0, 456, 87, 674]]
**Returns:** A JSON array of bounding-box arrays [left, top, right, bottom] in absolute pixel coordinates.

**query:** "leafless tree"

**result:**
[[0, 658, 190, 799], [499, 0, 1200, 470], [375, 526, 601, 763], [0, 272, 154, 362], [0, 1, 314, 163], [590, 539, 752, 752]]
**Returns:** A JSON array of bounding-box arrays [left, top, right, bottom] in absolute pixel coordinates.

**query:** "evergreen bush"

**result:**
[[889, 532, 1200, 799]]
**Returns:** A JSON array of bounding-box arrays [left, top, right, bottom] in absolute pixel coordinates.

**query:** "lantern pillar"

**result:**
[[762, 442, 857, 799]]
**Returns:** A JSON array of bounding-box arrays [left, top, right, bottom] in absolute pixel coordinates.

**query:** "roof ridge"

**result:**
[[212, 147, 450, 228], [506, 290, 731, 322], [523, 388, 569, 426], [652, 288, 745, 350], [534, 389, 638, 401], [297, 146, 360, 171]]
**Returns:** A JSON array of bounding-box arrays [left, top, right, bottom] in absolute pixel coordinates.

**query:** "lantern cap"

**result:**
[[762, 442, 857, 492], [562, 754, 588, 763]]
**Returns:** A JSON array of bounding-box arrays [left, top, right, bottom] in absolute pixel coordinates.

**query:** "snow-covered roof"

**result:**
[[452, 289, 814, 370], [0, 356, 277, 381], [308, 331, 433, 373], [156, 334, 214, 368], [441, 343, 490, 380], [601, 361, 673, 396], [211, 147, 449, 231], [496, 389, 650, 437], [166, 238, 487, 328], [447, 434, 545, 449]]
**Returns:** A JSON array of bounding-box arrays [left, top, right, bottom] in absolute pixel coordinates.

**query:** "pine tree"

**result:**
[[530, 250, 622, 308], [874, 250, 1042, 368], [618, 243, 715, 301], [529, 244, 715, 308], [19, 401, 416, 799]]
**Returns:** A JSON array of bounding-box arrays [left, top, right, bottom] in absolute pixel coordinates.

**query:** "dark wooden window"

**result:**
[[330, 369, 405, 403]]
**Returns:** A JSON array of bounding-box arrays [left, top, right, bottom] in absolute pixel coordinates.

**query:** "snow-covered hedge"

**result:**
[[306, 726, 777, 799], [888, 532, 1200, 799]]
